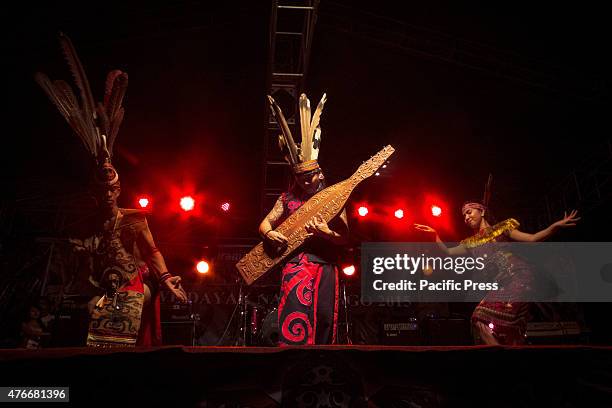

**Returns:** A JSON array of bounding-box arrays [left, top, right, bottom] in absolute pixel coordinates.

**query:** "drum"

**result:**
[[246, 303, 261, 345], [258, 307, 279, 346]]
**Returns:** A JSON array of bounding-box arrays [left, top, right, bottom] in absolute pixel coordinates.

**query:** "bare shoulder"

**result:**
[[118, 209, 148, 231]]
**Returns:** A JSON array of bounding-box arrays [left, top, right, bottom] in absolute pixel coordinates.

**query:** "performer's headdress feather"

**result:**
[[35, 33, 128, 187], [482, 173, 493, 209], [267, 93, 327, 174], [461, 173, 493, 214]]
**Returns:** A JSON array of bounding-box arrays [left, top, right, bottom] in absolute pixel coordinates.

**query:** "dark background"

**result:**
[[1, 0, 610, 345]]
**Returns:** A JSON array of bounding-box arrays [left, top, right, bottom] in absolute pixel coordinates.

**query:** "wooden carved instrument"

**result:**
[[236, 145, 395, 285]]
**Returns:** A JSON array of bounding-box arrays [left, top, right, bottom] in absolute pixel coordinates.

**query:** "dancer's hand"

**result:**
[[305, 216, 332, 238], [164, 276, 188, 303], [413, 223, 437, 234], [553, 210, 581, 229], [264, 230, 288, 247]]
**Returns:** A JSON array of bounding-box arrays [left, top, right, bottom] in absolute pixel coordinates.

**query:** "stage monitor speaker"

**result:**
[[161, 321, 195, 346], [525, 321, 587, 344], [422, 318, 472, 345], [380, 318, 422, 345], [50, 300, 90, 347]]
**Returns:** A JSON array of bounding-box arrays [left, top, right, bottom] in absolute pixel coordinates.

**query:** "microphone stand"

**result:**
[[342, 278, 352, 345], [236, 278, 247, 346]]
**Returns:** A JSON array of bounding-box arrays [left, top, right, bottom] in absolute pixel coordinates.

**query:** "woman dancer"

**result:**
[[415, 198, 579, 345]]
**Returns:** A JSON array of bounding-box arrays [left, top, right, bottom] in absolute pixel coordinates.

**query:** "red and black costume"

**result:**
[[277, 191, 341, 345], [264, 93, 346, 345]]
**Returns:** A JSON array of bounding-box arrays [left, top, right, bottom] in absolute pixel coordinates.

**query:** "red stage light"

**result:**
[[394, 209, 404, 219], [358, 206, 369, 217], [180, 196, 195, 212], [431, 205, 442, 217], [342, 265, 356, 276], [196, 260, 210, 274], [138, 197, 150, 208], [221, 202, 230, 212]]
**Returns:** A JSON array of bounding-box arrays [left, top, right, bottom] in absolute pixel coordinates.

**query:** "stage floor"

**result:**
[[1, 345, 611, 407]]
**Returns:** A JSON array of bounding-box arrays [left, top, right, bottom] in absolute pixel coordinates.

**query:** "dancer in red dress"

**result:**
[[415, 177, 579, 345]]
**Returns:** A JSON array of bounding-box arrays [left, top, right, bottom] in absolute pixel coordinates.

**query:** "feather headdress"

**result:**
[[267, 92, 327, 174], [35, 33, 128, 186], [461, 173, 493, 214], [482, 173, 493, 209]]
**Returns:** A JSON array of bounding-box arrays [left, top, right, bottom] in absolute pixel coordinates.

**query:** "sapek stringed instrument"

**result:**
[[236, 145, 395, 284]]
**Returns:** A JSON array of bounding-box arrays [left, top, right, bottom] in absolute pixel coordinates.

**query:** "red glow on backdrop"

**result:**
[[342, 265, 356, 276], [180, 196, 195, 212], [138, 197, 150, 209], [422, 193, 449, 219], [196, 260, 210, 274], [420, 192, 454, 235], [221, 202, 230, 212], [394, 209, 404, 219], [357, 206, 369, 217], [431, 205, 442, 217], [166, 180, 205, 217]]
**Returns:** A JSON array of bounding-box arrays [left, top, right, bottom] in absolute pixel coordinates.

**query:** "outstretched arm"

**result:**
[[509, 210, 580, 242], [138, 220, 188, 302], [413, 224, 469, 256]]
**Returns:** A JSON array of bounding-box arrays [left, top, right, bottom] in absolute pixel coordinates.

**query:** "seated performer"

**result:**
[[19, 304, 51, 349], [415, 182, 579, 345], [36, 34, 187, 347], [259, 93, 348, 345]]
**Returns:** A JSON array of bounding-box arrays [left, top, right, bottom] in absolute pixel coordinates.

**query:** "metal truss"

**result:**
[[319, 2, 607, 102], [261, 0, 320, 215], [520, 140, 612, 230]]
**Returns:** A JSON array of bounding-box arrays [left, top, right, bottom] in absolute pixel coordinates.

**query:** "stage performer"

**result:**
[[414, 176, 579, 345], [259, 93, 349, 345], [36, 34, 187, 347]]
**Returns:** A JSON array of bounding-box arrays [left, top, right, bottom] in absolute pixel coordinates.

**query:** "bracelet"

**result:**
[[263, 230, 273, 238], [159, 272, 172, 283]]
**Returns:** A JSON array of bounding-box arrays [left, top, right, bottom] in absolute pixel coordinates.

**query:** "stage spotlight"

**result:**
[[394, 209, 404, 219], [342, 265, 356, 276], [138, 197, 150, 209], [196, 260, 210, 274], [358, 206, 369, 217], [375, 172, 380, 176], [221, 202, 230, 212], [431, 205, 442, 217], [180, 196, 195, 212]]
